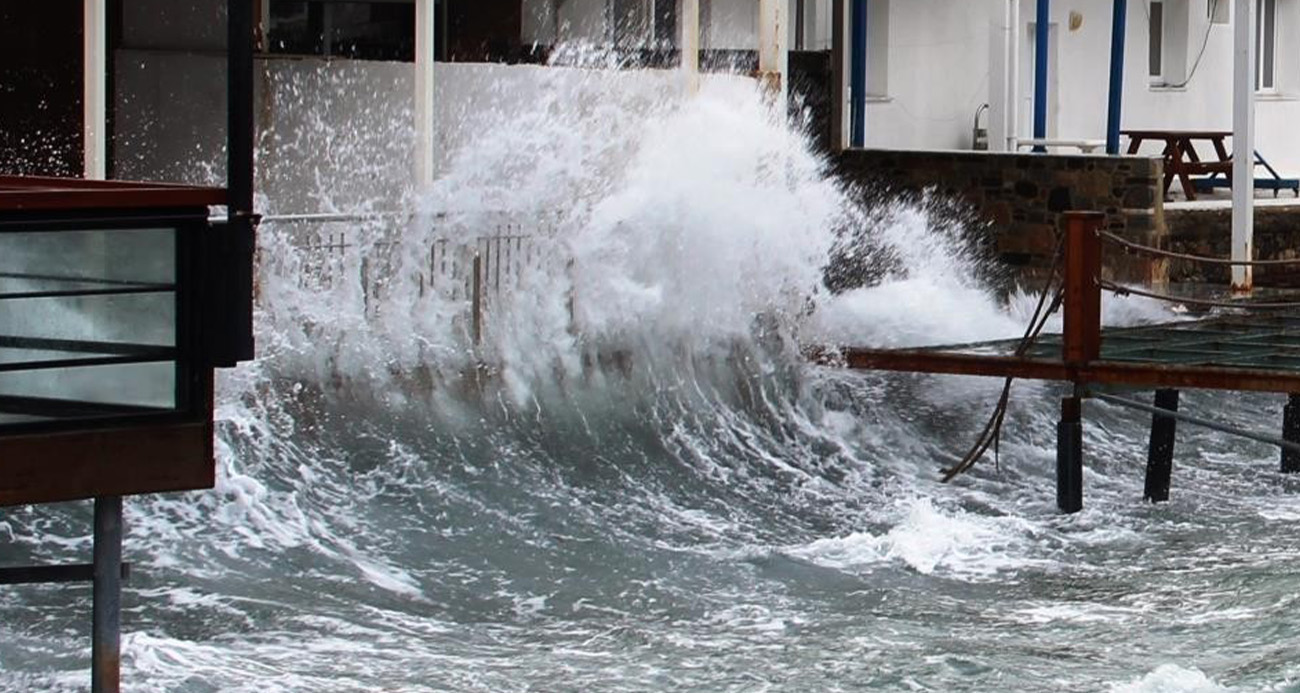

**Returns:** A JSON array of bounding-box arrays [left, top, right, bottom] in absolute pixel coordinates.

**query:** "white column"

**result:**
[[1008, 0, 1021, 151], [1232, 0, 1255, 292], [681, 0, 700, 94], [415, 0, 437, 187], [83, 0, 107, 179], [758, 0, 788, 104]]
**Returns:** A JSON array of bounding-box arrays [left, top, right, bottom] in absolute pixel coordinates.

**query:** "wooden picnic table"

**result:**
[[1122, 129, 1233, 201]]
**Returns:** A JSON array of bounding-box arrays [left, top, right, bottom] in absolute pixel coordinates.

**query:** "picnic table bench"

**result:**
[[1123, 129, 1234, 201]]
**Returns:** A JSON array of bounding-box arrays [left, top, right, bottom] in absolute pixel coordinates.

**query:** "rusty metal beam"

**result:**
[[824, 346, 1300, 394]]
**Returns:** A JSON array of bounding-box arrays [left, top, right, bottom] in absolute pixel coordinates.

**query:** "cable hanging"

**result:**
[[1099, 229, 1300, 268], [1101, 281, 1300, 310]]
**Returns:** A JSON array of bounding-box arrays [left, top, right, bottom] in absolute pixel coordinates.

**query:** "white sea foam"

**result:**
[[1108, 665, 1230, 693]]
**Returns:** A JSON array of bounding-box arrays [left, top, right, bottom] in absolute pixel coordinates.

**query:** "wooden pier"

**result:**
[[815, 211, 1300, 512]]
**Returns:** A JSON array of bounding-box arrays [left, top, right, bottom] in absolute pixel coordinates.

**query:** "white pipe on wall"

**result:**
[[83, 0, 107, 179], [415, 0, 437, 186], [1007, 0, 1020, 151]]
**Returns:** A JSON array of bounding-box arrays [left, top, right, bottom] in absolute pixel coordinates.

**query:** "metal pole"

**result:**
[[415, 0, 437, 186], [1033, 0, 1049, 151], [795, 0, 806, 51], [1063, 212, 1103, 365], [1282, 393, 1300, 472], [1105, 0, 1127, 155], [91, 496, 122, 693], [681, 0, 700, 94], [1144, 389, 1179, 502], [83, 0, 107, 179], [758, 0, 787, 104], [1058, 393, 1084, 513], [1232, 0, 1255, 293], [226, 0, 257, 365], [831, 0, 846, 150], [850, 0, 867, 147], [1008, 0, 1020, 151]]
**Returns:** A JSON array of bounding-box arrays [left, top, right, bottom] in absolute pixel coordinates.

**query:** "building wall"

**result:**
[[1166, 205, 1300, 286], [834, 148, 1166, 283]]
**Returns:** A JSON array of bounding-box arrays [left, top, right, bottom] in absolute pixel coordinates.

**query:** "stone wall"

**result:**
[[833, 149, 1166, 284], [1166, 205, 1300, 287]]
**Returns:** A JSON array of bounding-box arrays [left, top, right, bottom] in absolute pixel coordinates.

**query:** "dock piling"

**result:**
[[1057, 394, 1084, 513], [1144, 389, 1179, 502], [1283, 393, 1300, 473], [92, 496, 122, 693]]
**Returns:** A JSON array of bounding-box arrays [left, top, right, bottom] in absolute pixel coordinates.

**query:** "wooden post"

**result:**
[[1144, 388, 1179, 502], [1283, 393, 1300, 473], [1057, 393, 1084, 513], [681, 0, 700, 94], [1063, 212, 1103, 365], [83, 0, 107, 179], [1231, 0, 1254, 294], [757, 0, 787, 104], [415, 0, 437, 186]]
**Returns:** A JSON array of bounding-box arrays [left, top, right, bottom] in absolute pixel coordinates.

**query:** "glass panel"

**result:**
[[1264, 0, 1276, 89], [1149, 1, 1164, 79], [0, 226, 180, 426]]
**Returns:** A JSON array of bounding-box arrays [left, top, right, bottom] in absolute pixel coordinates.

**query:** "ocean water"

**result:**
[[4, 68, 1300, 693]]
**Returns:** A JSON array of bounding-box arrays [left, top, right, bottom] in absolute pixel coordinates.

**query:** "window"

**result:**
[[266, 0, 419, 61], [1149, 0, 1165, 81], [1257, 0, 1277, 91], [1207, 0, 1228, 24], [1148, 0, 1188, 87]]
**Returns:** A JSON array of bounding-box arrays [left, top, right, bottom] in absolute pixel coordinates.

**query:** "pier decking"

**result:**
[[816, 212, 1300, 512]]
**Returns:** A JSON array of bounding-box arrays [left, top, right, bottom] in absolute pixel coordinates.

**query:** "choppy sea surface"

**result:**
[[3, 68, 1300, 693]]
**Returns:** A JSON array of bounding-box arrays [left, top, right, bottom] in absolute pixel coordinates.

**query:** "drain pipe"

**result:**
[[83, 0, 107, 179], [758, 0, 787, 104]]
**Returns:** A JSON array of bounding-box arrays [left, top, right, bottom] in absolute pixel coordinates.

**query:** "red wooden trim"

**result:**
[[0, 422, 213, 506], [0, 176, 226, 211]]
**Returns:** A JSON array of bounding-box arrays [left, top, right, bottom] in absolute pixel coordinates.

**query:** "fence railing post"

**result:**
[[471, 254, 483, 346], [1063, 211, 1104, 365]]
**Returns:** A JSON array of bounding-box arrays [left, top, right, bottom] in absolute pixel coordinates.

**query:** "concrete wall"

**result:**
[[834, 149, 1166, 282]]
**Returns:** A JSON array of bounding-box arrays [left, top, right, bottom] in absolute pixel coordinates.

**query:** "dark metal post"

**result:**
[[1144, 388, 1179, 502], [92, 496, 122, 693], [224, 0, 257, 365], [1283, 393, 1300, 473], [1063, 212, 1103, 365], [795, 0, 806, 51], [1033, 0, 1050, 152], [1057, 393, 1084, 513], [830, 0, 846, 151], [1105, 0, 1128, 154], [850, 0, 867, 147]]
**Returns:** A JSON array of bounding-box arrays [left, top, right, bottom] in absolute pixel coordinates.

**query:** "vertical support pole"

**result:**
[[1144, 388, 1179, 502], [471, 254, 483, 346], [758, 0, 788, 105], [1062, 212, 1103, 365], [681, 0, 700, 95], [91, 497, 122, 693], [225, 0, 257, 365], [415, 0, 437, 186], [1057, 393, 1084, 513], [1008, 0, 1020, 151], [1033, 0, 1049, 151], [795, 0, 806, 51], [83, 0, 107, 179], [1232, 0, 1255, 294], [1282, 393, 1300, 473], [830, 0, 847, 151], [1105, 0, 1127, 155], [850, 0, 867, 147]]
